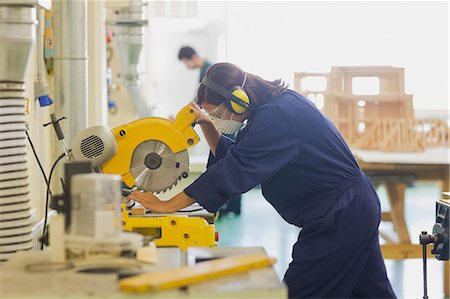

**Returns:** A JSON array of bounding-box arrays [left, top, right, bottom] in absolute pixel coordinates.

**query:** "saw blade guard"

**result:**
[[101, 105, 200, 191]]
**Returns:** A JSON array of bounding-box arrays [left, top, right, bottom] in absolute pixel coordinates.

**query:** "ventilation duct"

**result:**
[[0, 4, 36, 264]]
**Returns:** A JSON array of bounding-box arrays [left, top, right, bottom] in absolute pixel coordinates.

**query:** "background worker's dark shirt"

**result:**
[[199, 60, 211, 82]]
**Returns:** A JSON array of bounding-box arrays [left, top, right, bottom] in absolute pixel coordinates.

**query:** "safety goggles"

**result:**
[[206, 102, 230, 120], [193, 95, 230, 120]]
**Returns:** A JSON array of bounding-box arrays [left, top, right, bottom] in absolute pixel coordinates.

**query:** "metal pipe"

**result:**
[[53, 0, 88, 141], [110, 0, 147, 86], [109, 0, 154, 117], [87, 0, 108, 126], [0, 5, 36, 82]]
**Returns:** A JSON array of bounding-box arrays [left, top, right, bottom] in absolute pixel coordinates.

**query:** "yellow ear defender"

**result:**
[[201, 73, 251, 115]]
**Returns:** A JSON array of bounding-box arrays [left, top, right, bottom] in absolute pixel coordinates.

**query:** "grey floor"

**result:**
[[215, 182, 446, 298]]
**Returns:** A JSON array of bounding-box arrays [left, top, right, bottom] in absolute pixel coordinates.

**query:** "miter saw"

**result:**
[[64, 105, 216, 251], [70, 105, 199, 193]]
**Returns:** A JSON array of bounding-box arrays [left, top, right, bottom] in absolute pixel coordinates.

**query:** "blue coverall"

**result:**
[[184, 90, 396, 298]]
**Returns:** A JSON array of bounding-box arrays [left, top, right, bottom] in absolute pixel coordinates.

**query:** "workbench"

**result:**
[[354, 148, 449, 296], [0, 247, 287, 299]]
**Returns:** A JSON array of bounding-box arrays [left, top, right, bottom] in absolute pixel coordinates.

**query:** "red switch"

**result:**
[[215, 232, 219, 242]]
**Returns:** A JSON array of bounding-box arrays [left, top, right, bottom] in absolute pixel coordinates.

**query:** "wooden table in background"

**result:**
[[354, 148, 449, 296]]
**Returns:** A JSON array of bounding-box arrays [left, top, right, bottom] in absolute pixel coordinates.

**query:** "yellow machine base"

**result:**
[[122, 204, 216, 252], [120, 254, 277, 293]]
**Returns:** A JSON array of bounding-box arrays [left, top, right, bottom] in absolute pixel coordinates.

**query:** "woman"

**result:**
[[128, 63, 396, 298]]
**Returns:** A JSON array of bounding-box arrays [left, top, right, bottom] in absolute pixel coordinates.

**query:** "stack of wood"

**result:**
[[355, 119, 426, 152], [415, 119, 450, 148], [294, 66, 448, 152]]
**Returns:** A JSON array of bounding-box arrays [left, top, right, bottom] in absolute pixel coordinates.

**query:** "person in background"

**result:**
[[178, 46, 242, 216], [178, 46, 211, 82]]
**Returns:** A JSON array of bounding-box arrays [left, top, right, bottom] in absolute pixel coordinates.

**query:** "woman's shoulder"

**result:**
[[253, 91, 302, 121], [250, 90, 309, 121], [265, 89, 308, 111]]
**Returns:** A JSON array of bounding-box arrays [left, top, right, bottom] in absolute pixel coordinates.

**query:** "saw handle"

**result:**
[[173, 105, 198, 132]]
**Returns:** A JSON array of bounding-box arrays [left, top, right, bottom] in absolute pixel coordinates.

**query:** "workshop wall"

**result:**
[[224, 1, 448, 111]]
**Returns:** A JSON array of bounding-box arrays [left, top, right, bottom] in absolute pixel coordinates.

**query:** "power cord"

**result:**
[[26, 130, 51, 196], [40, 152, 65, 250], [26, 130, 66, 250]]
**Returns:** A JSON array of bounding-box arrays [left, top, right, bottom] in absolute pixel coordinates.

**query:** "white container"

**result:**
[[70, 173, 122, 238]]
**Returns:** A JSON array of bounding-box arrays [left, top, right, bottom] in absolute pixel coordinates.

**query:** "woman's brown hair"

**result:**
[[196, 62, 288, 111]]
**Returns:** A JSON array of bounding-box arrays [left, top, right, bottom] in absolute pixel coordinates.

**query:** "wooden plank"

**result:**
[[445, 261, 449, 297], [381, 244, 433, 260], [385, 182, 410, 244], [381, 212, 392, 222], [131, 207, 146, 215], [120, 254, 276, 293]]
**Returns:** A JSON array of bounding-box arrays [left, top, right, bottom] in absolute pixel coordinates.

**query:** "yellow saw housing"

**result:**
[[101, 106, 200, 188]]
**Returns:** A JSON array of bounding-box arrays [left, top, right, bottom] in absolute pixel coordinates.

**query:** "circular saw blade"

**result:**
[[129, 140, 189, 193]]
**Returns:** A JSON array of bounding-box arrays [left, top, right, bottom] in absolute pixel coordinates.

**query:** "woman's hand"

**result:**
[[189, 102, 214, 125], [189, 102, 221, 156], [127, 191, 167, 213], [127, 191, 196, 214]]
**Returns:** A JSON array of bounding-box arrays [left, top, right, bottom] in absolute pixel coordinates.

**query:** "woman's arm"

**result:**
[[199, 121, 221, 156], [128, 191, 195, 213]]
